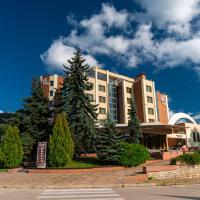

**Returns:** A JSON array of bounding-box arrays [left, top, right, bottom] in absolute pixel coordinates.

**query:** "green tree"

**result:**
[[0, 125, 23, 168], [128, 100, 142, 144], [96, 114, 124, 164], [48, 112, 74, 167], [61, 49, 98, 155], [14, 78, 51, 161]]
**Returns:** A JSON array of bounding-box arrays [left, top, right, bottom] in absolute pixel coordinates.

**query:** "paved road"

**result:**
[[0, 185, 200, 200]]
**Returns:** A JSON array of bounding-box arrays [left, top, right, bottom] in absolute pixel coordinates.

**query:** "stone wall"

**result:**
[[148, 165, 200, 179]]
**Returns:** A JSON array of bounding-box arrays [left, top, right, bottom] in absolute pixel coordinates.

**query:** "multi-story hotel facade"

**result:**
[[40, 67, 200, 151], [40, 67, 169, 125]]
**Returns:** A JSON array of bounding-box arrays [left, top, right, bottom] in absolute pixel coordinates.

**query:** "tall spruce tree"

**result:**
[[128, 99, 142, 144], [61, 49, 98, 156], [96, 114, 124, 164], [17, 78, 51, 161], [48, 112, 74, 167]]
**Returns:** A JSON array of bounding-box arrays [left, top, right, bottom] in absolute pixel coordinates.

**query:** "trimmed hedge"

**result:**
[[174, 153, 200, 165], [119, 142, 150, 167]]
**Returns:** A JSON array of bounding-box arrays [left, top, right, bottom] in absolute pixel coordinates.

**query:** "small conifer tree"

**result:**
[[0, 125, 23, 168], [48, 112, 74, 167], [128, 100, 142, 143], [96, 114, 124, 164]]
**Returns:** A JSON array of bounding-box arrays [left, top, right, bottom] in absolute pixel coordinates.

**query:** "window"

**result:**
[[193, 131, 197, 142], [127, 98, 132, 104], [50, 90, 54, 96], [97, 72, 107, 81], [147, 96, 153, 103], [87, 94, 94, 101], [49, 101, 53, 106], [126, 87, 132, 94], [99, 96, 106, 103], [88, 69, 95, 78], [99, 108, 106, 114], [148, 108, 154, 115], [50, 81, 54, 86], [87, 82, 94, 90], [146, 85, 152, 92], [149, 119, 155, 122], [192, 129, 200, 142], [99, 85, 106, 92]]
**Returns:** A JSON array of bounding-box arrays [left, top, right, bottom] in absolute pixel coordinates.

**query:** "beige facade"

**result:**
[[40, 67, 169, 125]]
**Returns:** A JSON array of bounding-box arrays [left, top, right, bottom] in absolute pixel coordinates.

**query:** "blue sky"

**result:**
[[1, 0, 200, 121]]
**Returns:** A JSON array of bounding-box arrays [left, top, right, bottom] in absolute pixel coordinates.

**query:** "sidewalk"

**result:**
[[0, 160, 166, 189]]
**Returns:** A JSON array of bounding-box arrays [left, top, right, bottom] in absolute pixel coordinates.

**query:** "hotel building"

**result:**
[[40, 67, 169, 125], [40, 67, 200, 152]]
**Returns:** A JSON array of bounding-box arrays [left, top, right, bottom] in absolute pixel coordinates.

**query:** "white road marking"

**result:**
[[37, 188, 124, 200]]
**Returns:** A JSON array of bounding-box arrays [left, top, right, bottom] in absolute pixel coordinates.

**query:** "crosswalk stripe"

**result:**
[[37, 188, 124, 200]]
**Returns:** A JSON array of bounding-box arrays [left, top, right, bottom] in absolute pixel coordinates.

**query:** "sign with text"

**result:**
[[36, 142, 47, 168]]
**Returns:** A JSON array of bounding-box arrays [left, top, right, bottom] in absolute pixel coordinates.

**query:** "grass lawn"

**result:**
[[0, 169, 7, 172], [64, 157, 107, 169], [46, 158, 108, 169]]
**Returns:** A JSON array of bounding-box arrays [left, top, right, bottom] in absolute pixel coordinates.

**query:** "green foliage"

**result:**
[[48, 113, 74, 167], [128, 100, 142, 144], [0, 113, 15, 124], [96, 115, 124, 164], [59, 49, 98, 155], [120, 143, 150, 167], [175, 153, 200, 165], [13, 78, 51, 161], [0, 125, 23, 168]]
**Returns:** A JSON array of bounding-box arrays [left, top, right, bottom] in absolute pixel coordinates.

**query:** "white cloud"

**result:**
[[41, 39, 102, 70], [0, 110, 3, 114], [137, 0, 200, 35], [41, 2, 200, 77]]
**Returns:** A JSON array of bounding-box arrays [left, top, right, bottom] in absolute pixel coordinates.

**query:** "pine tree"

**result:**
[[96, 114, 124, 164], [0, 125, 23, 168], [48, 112, 74, 167], [61, 49, 98, 155], [15, 78, 51, 161], [128, 99, 142, 144]]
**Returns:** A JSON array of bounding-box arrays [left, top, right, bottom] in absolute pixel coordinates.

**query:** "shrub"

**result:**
[[0, 125, 23, 168], [119, 143, 150, 167], [48, 113, 74, 167], [176, 153, 200, 165]]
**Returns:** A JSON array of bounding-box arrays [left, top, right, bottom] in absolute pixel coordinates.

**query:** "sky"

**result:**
[[1, 0, 200, 121]]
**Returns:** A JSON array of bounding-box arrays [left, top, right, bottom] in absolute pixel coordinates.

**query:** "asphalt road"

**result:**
[[0, 184, 200, 200]]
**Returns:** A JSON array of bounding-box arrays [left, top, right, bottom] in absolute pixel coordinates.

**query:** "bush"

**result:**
[[176, 153, 200, 165], [0, 125, 23, 168], [119, 143, 150, 167], [48, 113, 74, 167]]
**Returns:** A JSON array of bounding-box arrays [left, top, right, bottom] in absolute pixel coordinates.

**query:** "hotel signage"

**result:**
[[36, 142, 47, 168]]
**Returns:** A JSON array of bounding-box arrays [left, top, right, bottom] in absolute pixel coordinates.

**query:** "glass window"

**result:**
[[99, 85, 106, 92], [99, 96, 106, 103], [197, 132, 200, 142], [88, 70, 95, 78], [87, 82, 94, 90], [50, 91, 54, 96], [126, 87, 132, 94], [97, 72, 107, 81], [127, 98, 132, 104], [99, 108, 106, 114], [148, 108, 154, 115], [146, 85, 152, 92], [87, 94, 94, 101], [149, 119, 155, 122], [50, 81, 54, 86], [147, 96, 153, 103], [193, 132, 197, 142]]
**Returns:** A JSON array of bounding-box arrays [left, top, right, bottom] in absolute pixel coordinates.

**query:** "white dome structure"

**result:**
[[168, 112, 197, 125]]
